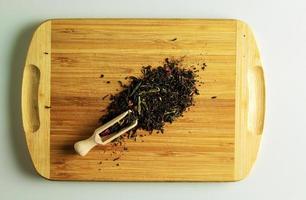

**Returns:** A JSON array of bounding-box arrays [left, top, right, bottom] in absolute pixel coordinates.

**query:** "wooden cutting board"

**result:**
[[22, 19, 265, 181]]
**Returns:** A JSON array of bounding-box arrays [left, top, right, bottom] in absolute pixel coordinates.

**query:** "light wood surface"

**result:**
[[22, 20, 51, 178], [22, 19, 265, 181], [235, 21, 265, 180]]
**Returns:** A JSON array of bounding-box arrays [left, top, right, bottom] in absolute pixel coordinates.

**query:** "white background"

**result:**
[[1, 0, 306, 199]]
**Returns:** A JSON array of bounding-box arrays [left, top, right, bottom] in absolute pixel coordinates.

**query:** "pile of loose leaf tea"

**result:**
[[99, 58, 200, 141]]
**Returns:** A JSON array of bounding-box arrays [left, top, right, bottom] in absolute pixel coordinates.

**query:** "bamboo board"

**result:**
[[22, 19, 265, 181]]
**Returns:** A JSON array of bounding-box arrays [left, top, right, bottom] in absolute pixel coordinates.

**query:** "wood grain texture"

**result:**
[[22, 19, 264, 181], [234, 20, 265, 180], [22, 20, 51, 178]]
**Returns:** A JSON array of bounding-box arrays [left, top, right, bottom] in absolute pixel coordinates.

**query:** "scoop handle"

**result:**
[[74, 135, 98, 156]]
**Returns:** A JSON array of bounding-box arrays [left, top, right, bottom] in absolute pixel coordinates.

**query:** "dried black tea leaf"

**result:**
[[99, 58, 200, 142]]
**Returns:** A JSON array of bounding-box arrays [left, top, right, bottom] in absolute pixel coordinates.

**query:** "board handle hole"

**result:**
[[247, 65, 265, 136], [23, 64, 40, 133]]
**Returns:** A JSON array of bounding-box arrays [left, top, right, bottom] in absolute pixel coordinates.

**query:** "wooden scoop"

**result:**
[[74, 110, 137, 156]]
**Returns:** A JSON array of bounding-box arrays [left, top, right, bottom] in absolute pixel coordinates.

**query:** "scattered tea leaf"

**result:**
[[113, 157, 120, 161], [102, 94, 109, 100]]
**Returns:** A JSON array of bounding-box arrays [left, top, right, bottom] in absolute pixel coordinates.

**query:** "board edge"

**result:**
[[21, 20, 51, 179], [234, 19, 265, 181]]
